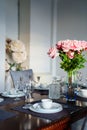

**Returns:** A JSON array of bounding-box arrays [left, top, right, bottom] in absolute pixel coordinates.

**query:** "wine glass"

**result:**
[[29, 75, 34, 98], [85, 76, 87, 87], [75, 71, 82, 95], [76, 71, 82, 87], [23, 76, 34, 103], [14, 80, 20, 100]]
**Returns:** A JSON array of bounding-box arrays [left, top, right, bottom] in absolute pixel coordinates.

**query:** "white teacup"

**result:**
[[9, 88, 17, 95], [41, 99, 53, 109]]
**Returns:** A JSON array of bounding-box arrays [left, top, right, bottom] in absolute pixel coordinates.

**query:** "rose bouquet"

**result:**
[[47, 39, 87, 85]]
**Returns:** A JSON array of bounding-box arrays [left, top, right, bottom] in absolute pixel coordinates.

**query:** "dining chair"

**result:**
[[10, 69, 34, 90], [39, 116, 71, 130], [81, 116, 87, 130]]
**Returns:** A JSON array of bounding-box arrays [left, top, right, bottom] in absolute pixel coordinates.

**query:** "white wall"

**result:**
[[29, 0, 52, 75], [29, 0, 55, 83], [0, 0, 18, 92], [57, 0, 87, 40], [0, 0, 5, 92], [5, 0, 18, 39], [19, 0, 30, 68]]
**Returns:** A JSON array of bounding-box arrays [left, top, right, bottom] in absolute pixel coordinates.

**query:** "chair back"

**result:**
[[10, 69, 34, 89]]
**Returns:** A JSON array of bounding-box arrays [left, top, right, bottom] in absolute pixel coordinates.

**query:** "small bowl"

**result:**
[[41, 99, 52, 109], [80, 89, 87, 98]]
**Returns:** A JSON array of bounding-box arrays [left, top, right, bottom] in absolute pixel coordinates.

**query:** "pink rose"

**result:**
[[61, 40, 71, 52], [66, 51, 74, 59], [47, 47, 57, 58], [81, 41, 87, 50], [56, 41, 62, 50]]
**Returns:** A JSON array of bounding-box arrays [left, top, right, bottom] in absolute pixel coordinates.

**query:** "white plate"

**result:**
[[29, 102, 63, 113], [35, 87, 49, 90], [1, 91, 25, 98], [78, 91, 87, 98], [34, 84, 50, 90], [0, 98, 4, 102], [34, 85, 49, 90]]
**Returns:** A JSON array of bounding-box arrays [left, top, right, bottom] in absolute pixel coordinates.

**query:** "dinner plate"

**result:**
[[77, 91, 87, 98], [29, 102, 63, 113], [34, 87, 49, 90], [0, 98, 4, 102], [34, 83, 50, 90], [1, 91, 25, 98]]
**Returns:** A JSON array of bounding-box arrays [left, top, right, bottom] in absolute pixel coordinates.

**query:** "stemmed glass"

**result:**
[[23, 75, 34, 103], [14, 80, 20, 100], [75, 71, 82, 94], [85, 76, 87, 87], [76, 71, 82, 87]]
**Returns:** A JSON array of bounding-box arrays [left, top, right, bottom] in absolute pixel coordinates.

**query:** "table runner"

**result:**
[[0, 109, 17, 121]]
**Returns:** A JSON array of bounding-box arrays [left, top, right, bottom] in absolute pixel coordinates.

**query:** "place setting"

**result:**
[[12, 98, 69, 121], [1, 89, 25, 98], [28, 99, 63, 113], [0, 86, 25, 106]]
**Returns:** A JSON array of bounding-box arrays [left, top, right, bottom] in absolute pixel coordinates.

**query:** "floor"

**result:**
[[71, 117, 87, 130]]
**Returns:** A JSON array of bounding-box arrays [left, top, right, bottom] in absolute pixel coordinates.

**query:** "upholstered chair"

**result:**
[[10, 69, 34, 90]]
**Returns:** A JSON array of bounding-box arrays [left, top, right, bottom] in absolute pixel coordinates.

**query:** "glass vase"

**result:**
[[66, 71, 76, 102]]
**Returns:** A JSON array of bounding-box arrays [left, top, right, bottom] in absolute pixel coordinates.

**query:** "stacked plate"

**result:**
[[1, 91, 25, 98], [29, 102, 63, 113]]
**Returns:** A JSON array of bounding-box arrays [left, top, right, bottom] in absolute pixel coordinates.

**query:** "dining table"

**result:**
[[0, 89, 87, 130]]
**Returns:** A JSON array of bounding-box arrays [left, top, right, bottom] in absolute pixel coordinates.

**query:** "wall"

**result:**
[[29, 0, 58, 83], [0, 0, 5, 92], [5, 0, 18, 39], [19, 0, 30, 69], [29, 0, 52, 75], [0, 0, 18, 92]]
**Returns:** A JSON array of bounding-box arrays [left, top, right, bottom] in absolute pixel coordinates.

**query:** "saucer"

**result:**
[[1, 91, 25, 98], [29, 102, 63, 113]]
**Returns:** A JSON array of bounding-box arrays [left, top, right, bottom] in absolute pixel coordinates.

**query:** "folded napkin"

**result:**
[[0, 109, 17, 121]]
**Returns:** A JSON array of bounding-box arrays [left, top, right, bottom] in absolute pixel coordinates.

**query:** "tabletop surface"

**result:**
[[0, 91, 87, 130]]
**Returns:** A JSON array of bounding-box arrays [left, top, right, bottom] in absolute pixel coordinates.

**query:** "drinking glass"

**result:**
[[76, 71, 82, 87], [14, 80, 20, 100], [75, 71, 82, 95], [23, 76, 34, 103]]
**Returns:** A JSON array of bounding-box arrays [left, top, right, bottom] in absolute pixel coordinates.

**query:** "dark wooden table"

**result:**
[[0, 92, 87, 130]]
